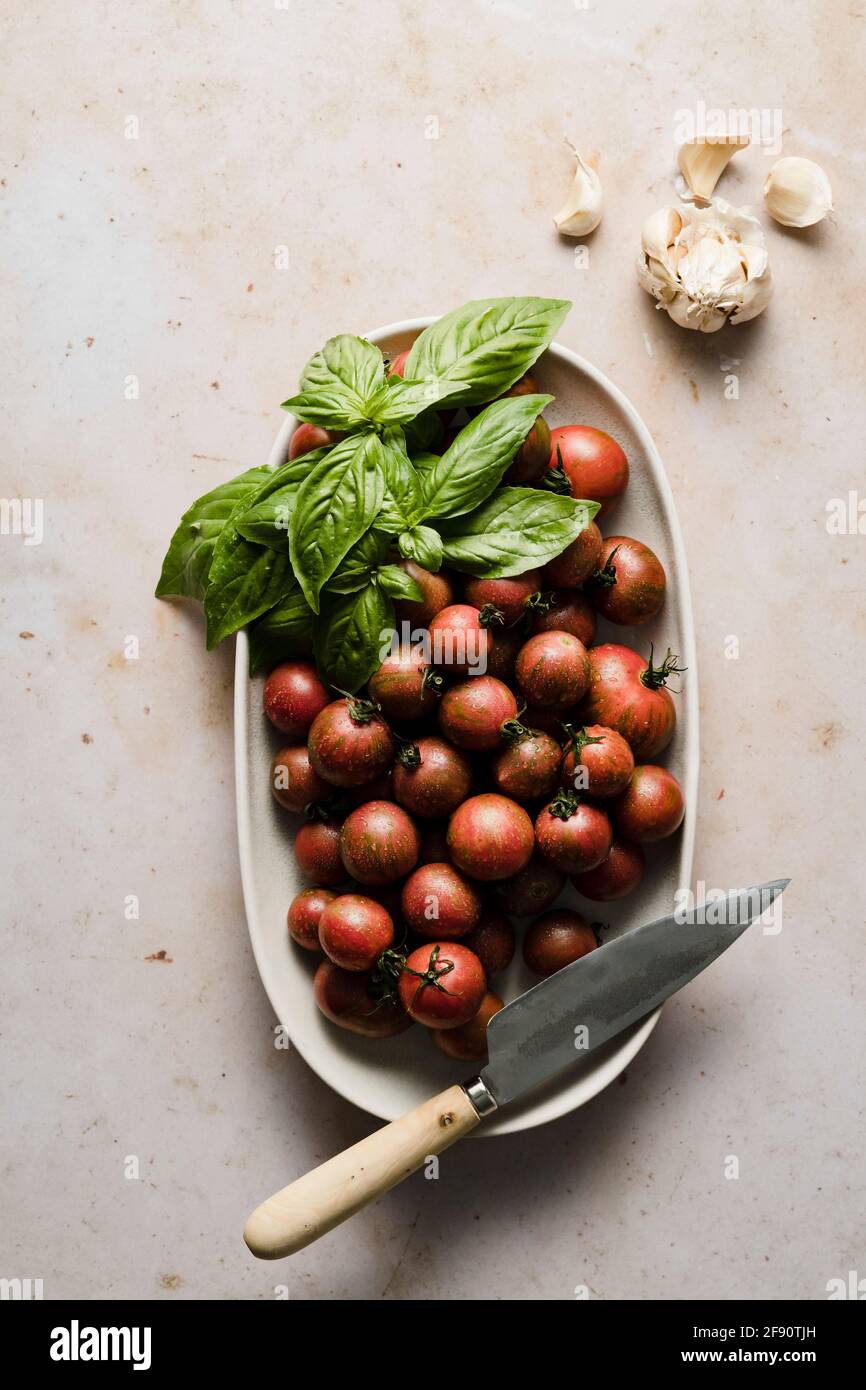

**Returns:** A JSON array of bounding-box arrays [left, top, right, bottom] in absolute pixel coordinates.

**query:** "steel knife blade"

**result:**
[[477, 879, 790, 1108]]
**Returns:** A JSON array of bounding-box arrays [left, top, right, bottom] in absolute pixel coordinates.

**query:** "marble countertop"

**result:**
[[3, 0, 864, 1300]]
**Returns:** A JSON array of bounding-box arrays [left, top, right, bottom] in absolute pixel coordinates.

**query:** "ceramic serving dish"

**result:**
[[235, 316, 699, 1136]]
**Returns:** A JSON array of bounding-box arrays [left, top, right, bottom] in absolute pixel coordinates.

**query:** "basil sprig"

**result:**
[[156, 294, 603, 690]]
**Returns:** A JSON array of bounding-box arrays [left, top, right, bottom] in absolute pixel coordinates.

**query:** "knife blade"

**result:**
[[478, 879, 789, 1107], [244, 877, 790, 1257]]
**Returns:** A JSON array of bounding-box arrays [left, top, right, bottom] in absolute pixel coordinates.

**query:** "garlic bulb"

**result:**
[[636, 199, 773, 333], [677, 135, 749, 207], [763, 156, 833, 228], [553, 140, 602, 237]]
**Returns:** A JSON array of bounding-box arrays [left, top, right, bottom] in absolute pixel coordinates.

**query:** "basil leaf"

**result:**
[[377, 427, 423, 530], [289, 432, 386, 613], [366, 376, 452, 425], [315, 581, 394, 693], [398, 525, 443, 571], [437, 488, 600, 577], [376, 564, 424, 602], [235, 452, 328, 549], [420, 394, 551, 520], [403, 297, 570, 408], [281, 334, 385, 429], [155, 466, 273, 601], [248, 583, 315, 674], [204, 519, 296, 649], [405, 407, 444, 453], [327, 527, 391, 594]]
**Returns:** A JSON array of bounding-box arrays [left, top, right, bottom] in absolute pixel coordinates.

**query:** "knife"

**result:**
[[243, 878, 789, 1258]]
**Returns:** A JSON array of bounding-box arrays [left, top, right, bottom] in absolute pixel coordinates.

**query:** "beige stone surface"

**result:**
[[2, 1, 864, 1300]]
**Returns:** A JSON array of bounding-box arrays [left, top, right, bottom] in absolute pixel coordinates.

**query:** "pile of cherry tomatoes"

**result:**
[[264, 415, 685, 1064]]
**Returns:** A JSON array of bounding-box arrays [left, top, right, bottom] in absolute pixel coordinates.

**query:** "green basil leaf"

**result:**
[[376, 564, 424, 602], [405, 407, 444, 453], [235, 452, 328, 549], [281, 334, 385, 429], [155, 466, 273, 601], [403, 297, 570, 407], [248, 583, 315, 674], [398, 525, 443, 571], [314, 581, 394, 692], [289, 433, 386, 613], [420, 394, 551, 520], [204, 517, 296, 649], [437, 488, 600, 577], [377, 427, 423, 530], [366, 376, 452, 425], [326, 527, 391, 594]]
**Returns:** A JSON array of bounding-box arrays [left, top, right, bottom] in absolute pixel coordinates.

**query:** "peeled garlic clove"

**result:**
[[763, 156, 833, 227], [554, 141, 602, 237], [677, 136, 750, 207]]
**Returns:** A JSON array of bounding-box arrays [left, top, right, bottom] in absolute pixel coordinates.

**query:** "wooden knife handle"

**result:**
[[243, 1084, 481, 1259]]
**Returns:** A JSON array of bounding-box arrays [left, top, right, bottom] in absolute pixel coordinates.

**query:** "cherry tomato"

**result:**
[[398, 942, 486, 1029], [438, 676, 518, 751], [492, 853, 566, 917], [463, 909, 515, 977], [561, 724, 635, 799], [534, 792, 613, 873], [505, 415, 552, 486], [286, 887, 336, 951], [590, 536, 666, 626], [531, 591, 597, 648], [401, 862, 482, 939], [368, 646, 440, 721], [288, 424, 341, 460], [392, 735, 472, 818], [611, 765, 685, 842], [541, 522, 603, 588], [548, 425, 629, 516], [447, 793, 535, 881], [431, 991, 504, 1060], [523, 910, 597, 977], [307, 696, 394, 787], [317, 893, 394, 971], [293, 818, 345, 886], [339, 801, 420, 884], [270, 745, 330, 813], [516, 631, 590, 710], [264, 661, 330, 737], [314, 960, 411, 1037], [393, 562, 456, 630], [572, 838, 646, 900], [492, 727, 562, 801], [580, 643, 683, 760], [428, 604, 491, 677], [464, 570, 543, 627]]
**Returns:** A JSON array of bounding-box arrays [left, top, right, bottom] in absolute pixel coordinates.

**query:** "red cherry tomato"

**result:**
[[523, 910, 597, 977], [516, 631, 590, 711], [314, 960, 411, 1037], [286, 887, 336, 951], [393, 562, 456, 630], [431, 991, 504, 1060], [463, 570, 543, 627], [611, 765, 685, 842], [541, 522, 603, 587], [590, 536, 666, 626], [317, 893, 394, 971], [438, 676, 518, 752], [270, 745, 330, 813], [307, 696, 394, 788], [548, 425, 629, 516], [293, 818, 345, 886], [263, 661, 330, 738], [368, 646, 440, 721], [400, 862, 482, 939], [561, 724, 635, 799], [492, 727, 562, 801], [572, 838, 646, 901], [428, 604, 490, 677], [492, 853, 566, 918], [339, 800, 420, 885], [288, 424, 340, 460], [580, 644, 683, 760], [447, 794, 535, 882], [398, 942, 486, 1029], [532, 591, 597, 648], [534, 792, 613, 873], [463, 910, 515, 977], [392, 735, 472, 819]]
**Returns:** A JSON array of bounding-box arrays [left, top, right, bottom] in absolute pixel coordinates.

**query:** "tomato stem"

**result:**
[[335, 689, 383, 724], [401, 943, 455, 1009], [421, 665, 444, 697], [548, 788, 580, 820], [590, 544, 620, 589], [478, 603, 506, 628], [542, 443, 572, 495], [562, 723, 605, 756], [640, 645, 687, 691]]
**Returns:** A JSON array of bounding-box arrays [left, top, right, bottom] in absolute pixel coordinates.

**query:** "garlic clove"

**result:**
[[553, 140, 603, 237], [677, 135, 750, 207], [763, 156, 833, 228]]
